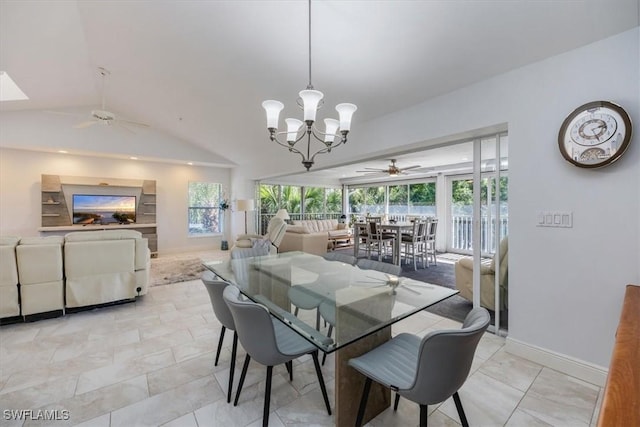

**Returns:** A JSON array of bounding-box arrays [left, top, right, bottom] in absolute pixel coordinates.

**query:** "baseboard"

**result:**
[[505, 337, 608, 387]]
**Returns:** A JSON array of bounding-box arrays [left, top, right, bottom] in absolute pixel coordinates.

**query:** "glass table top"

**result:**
[[203, 251, 458, 353]]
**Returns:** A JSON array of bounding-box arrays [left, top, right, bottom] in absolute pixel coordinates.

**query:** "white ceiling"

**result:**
[[1, 0, 638, 178]]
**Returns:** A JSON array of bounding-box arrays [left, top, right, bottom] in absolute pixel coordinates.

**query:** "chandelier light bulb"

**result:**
[[335, 103, 357, 132], [262, 100, 284, 129], [323, 118, 339, 143], [299, 89, 324, 122]]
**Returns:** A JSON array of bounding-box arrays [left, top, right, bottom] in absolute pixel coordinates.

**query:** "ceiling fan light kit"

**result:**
[[262, 0, 357, 171]]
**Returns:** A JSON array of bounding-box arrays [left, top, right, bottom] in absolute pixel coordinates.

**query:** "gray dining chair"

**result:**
[[356, 258, 402, 277], [349, 307, 490, 427], [200, 271, 238, 404], [223, 286, 332, 427]]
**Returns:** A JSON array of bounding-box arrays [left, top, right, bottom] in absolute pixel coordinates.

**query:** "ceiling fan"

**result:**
[[356, 159, 421, 176], [48, 67, 149, 133]]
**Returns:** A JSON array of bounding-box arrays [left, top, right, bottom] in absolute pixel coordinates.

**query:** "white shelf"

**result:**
[[42, 214, 60, 217], [42, 202, 61, 205]]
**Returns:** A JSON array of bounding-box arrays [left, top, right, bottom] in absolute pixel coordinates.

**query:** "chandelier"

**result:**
[[261, 0, 357, 171]]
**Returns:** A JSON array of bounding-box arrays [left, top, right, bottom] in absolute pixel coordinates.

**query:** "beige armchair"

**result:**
[[455, 237, 508, 311], [234, 217, 287, 255]]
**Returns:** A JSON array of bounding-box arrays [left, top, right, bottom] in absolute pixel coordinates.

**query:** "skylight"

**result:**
[[0, 71, 28, 101]]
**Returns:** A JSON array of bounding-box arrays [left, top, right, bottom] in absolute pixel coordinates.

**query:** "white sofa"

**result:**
[[279, 219, 350, 256], [16, 236, 65, 316], [64, 230, 150, 308], [0, 237, 20, 318]]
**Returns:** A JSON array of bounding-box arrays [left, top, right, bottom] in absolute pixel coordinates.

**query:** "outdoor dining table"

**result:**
[[203, 251, 457, 426], [353, 221, 415, 265]]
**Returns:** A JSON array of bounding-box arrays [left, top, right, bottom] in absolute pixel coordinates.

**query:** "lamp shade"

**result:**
[[323, 118, 339, 143], [335, 103, 357, 132], [285, 118, 303, 142], [262, 100, 284, 129], [275, 209, 290, 220], [236, 199, 255, 212], [299, 89, 324, 122]]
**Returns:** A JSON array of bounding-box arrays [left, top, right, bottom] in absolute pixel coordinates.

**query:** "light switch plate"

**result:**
[[537, 211, 573, 228]]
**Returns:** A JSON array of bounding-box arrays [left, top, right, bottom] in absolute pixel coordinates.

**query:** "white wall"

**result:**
[[0, 148, 231, 255], [334, 28, 638, 368]]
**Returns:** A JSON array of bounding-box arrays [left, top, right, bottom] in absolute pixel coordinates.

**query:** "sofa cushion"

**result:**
[[19, 236, 65, 245], [291, 219, 339, 233], [286, 225, 309, 234], [17, 244, 64, 285], [65, 230, 142, 242]]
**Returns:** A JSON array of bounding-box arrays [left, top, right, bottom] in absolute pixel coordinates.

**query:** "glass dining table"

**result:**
[[203, 251, 458, 426]]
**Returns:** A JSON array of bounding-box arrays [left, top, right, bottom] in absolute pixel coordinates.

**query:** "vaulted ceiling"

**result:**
[[1, 0, 638, 179]]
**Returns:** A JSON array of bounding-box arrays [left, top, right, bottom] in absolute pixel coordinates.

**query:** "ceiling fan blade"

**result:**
[[402, 165, 422, 170], [115, 123, 137, 134], [356, 170, 384, 173], [117, 118, 149, 128], [44, 110, 85, 117], [73, 120, 99, 129]]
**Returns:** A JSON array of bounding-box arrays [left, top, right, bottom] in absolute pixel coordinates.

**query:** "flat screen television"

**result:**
[[72, 194, 136, 225]]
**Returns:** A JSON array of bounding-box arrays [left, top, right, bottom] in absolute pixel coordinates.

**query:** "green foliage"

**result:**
[[189, 182, 221, 207]]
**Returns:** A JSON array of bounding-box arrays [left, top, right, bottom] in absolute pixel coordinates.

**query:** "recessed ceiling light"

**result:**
[[0, 71, 29, 101], [58, 150, 68, 154], [187, 162, 193, 165], [130, 157, 138, 160], [461, 157, 468, 161]]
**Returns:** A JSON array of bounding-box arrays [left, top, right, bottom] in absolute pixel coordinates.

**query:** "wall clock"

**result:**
[[558, 101, 632, 168]]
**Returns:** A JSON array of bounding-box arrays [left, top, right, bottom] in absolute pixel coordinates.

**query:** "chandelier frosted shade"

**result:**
[[323, 118, 339, 143], [262, 100, 284, 129], [336, 103, 357, 132], [299, 89, 324, 122], [285, 118, 303, 142]]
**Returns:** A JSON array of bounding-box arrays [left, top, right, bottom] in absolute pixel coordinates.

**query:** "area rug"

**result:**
[[149, 250, 229, 286]]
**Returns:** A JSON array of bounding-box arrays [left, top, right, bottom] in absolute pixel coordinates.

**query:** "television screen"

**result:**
[[73, 194, 136, 225]]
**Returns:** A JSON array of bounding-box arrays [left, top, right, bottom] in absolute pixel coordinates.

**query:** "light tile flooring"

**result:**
[[0, 279, 603, 426]]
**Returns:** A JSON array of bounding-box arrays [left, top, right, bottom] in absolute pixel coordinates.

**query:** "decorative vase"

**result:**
[[221, 240, 229, 251]]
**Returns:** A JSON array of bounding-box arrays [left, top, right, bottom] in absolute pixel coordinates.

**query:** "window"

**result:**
[[188, 182, 223, 235]]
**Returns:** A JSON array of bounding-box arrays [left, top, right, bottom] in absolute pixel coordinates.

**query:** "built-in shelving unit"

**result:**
[[39, 175, 158, 256]]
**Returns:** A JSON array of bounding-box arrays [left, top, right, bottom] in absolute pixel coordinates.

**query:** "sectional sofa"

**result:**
[[279, 219, 350, 256], [0, 230, 150, 320]]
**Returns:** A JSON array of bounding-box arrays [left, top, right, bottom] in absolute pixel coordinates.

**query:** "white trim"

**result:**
[[505, 337, 608, 387]]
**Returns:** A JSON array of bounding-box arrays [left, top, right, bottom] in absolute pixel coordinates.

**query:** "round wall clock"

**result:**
[[558, 101, 632, 168]]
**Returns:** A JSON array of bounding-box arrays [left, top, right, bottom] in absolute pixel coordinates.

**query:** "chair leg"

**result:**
[[227, 331, 238, 403], [355, 377, 372, 427], [262, 366, 273, 427], [322, 351, 327, 366], [294, 306, 299, 316], [311, 351, 332, 415], [419, 404, 428, 427], [285, 360, 293, 381], [215, 326, 226, 366], [393, 393, 400, 411], [233, 354, 251, 406], [452, 392, 469, 427], [316, 309, 321, 331]]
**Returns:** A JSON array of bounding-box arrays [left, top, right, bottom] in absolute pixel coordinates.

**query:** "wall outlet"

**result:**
[[537, 211, 573, 228]]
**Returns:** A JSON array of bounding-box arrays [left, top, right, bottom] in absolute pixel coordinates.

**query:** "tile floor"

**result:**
[[0, 275, 603, 426]]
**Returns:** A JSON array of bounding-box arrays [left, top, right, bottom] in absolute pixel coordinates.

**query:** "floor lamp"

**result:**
[[236, 199, 255, 234]]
